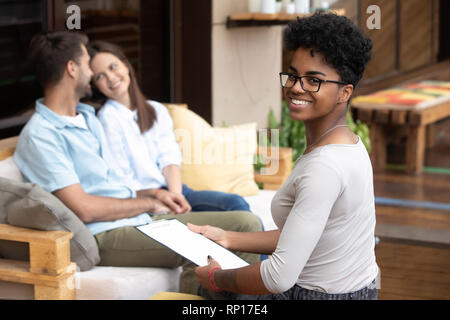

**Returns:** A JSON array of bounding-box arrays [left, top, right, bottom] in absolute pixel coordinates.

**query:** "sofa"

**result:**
[[0, 104, 288, 300]]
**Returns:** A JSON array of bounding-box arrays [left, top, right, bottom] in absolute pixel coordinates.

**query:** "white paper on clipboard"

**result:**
[[136, 219, 249, 270]]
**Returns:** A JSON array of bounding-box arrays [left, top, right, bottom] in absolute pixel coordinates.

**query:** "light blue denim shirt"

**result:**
[[14, 98, 152, 235]]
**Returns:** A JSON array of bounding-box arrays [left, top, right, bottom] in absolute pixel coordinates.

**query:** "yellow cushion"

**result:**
[[150, 291, 206, 300], [167, 105, 259, 197]]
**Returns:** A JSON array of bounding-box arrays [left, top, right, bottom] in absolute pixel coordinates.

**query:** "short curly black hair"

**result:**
[[284, 12, 372, 88]]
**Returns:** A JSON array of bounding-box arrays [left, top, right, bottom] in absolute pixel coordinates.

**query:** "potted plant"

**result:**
[[256, 101, 371, 168]]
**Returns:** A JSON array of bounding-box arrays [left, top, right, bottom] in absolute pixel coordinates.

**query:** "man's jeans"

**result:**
[[181, 184, 250, 212]]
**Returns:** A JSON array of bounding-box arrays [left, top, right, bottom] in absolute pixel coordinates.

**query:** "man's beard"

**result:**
[[75, 81, 93, 100]]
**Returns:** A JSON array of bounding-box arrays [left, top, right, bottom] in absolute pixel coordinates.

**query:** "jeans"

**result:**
[[199, 279, 378, 300], [182, 184, 250, 212]]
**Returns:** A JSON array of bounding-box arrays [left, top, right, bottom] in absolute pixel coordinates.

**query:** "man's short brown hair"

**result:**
[[28, 31, 88, 89]]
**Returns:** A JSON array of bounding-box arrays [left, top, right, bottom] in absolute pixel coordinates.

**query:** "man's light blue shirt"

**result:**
[[14, 98, 152, 235]]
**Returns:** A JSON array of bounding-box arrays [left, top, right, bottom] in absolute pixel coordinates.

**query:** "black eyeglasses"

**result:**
[[279, 72, 348, 93]]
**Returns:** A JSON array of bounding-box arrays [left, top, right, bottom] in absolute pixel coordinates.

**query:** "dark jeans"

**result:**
[[182, 184, 250, 212], [199, 279, 378, 300]]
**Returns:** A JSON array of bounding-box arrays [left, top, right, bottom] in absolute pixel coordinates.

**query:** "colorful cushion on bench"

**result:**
[[351, 80, 450, 111], [0, 177, 100, 271]]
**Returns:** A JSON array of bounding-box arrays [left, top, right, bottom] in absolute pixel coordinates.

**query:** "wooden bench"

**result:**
[[351, 81, 450, 174], [0, 224, 76, 299], [0, 136, 76, 299], [0, 136, 18, 159]]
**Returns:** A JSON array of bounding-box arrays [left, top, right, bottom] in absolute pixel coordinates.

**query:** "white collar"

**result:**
[[107, 99, 138, 121], [61, 113, 88, 130]]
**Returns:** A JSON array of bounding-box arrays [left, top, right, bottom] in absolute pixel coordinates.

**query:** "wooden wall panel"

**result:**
[[45, 0, 65, 31], [360, 0, 398, 79], [432, 0, 440, 63], [139, 0, 171, 103], [179, 0, 212, 123], [331, 0, 359, 24], [399, 0, 433, 72], [438, 0, 450, 61]]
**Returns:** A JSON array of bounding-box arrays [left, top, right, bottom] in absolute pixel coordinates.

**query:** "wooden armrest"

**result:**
[[0, 224, 75, 299], [0, 136, 18, 150], [0, 136, 18, 160], [0, 224, 72, 245], [0, 258, 76, 290], [0, 224, 73, 275]]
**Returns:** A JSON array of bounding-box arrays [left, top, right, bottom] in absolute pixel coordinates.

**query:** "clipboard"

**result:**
[[136, 219, 249, 270]]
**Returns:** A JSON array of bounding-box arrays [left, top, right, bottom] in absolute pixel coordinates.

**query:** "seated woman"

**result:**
[[87, 41, 250, 215], [189, 13, 379, 300]]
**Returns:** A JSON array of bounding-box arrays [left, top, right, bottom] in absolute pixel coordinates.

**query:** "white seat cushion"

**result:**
[[76, 266, 182, 300], [245, 189, 277, 231]]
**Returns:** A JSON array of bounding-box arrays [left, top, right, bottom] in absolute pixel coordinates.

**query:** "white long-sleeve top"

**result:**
[[96, 99, 182, 191], [260, 137, 379, 294]]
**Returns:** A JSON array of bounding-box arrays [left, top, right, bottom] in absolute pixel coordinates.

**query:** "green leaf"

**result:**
[[268, 108, 279, 129], [347, 110, 371, 154], [253, 154, 267, 171], [261, 132, 269, 147]]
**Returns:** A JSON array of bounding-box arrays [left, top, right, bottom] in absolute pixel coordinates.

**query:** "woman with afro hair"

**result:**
[[190, 12, 379, 300]]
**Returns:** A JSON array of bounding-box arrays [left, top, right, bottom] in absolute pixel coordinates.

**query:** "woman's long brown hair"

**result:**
[[87, 40, 156, 133]]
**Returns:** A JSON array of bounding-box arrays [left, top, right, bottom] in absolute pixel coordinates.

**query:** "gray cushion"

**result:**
[[0, 177, 100, 271]]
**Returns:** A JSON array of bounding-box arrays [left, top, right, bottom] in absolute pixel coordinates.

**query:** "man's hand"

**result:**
[[149, 197, 172, 214], [153, 189, 191, 214], [137, 188, 191, 214], [53, 184, 172, 223]]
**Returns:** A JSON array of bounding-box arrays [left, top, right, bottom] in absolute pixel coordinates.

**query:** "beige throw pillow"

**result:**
[[167, 105, 259, 196], [0, 177, 100, 271]]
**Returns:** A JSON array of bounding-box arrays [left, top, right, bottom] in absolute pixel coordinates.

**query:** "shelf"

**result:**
[[226, 9, 346, 29]]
